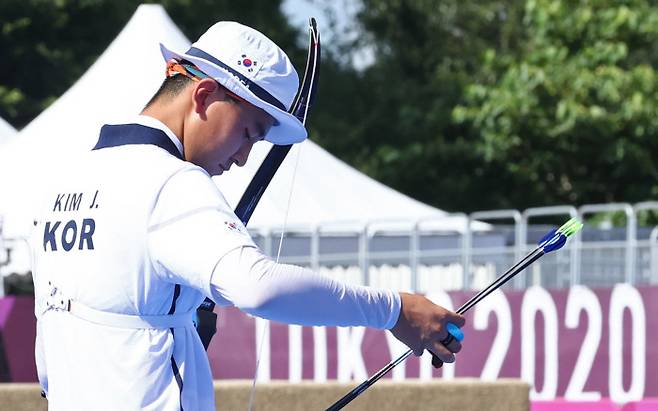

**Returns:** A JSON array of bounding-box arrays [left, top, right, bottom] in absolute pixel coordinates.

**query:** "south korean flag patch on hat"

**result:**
[[237, 54, 257, 72], [232, 49, 264, 78]]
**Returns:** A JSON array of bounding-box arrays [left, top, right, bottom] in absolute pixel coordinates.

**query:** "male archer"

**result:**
[[30, 21, 464, 410]]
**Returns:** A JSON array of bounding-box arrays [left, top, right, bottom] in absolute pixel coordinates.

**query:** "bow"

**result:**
[[234, 18, 321, 226], [193, 18, 321, 403]]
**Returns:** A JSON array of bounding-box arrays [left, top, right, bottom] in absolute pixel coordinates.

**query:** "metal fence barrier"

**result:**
[[250, 201, 658, 292]]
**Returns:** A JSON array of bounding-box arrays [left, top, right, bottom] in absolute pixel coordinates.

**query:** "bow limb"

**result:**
[[244, 18, 321, 411], [196, 17, 321, 328], [190, 16, 321, 408]]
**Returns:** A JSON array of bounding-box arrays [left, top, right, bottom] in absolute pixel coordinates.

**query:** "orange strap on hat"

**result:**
[[165, 59, 247, 104], [166, 59, 203, 81]]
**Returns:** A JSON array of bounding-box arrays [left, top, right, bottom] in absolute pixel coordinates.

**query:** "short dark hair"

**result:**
[[144, 72, 193, 109]]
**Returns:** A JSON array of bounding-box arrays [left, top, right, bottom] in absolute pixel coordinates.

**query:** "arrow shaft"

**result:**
[[458, 247, 544, 314], [325, 245, 548, 410]]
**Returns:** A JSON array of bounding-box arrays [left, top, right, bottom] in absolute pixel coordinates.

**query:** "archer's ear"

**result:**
[[191, 78, 220, 117]]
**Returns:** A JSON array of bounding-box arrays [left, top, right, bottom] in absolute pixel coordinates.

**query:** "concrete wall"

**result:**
[[0, 379, 529, 410]]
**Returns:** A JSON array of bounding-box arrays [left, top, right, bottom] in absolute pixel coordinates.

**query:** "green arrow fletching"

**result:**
[[557, 217, 583, 238]]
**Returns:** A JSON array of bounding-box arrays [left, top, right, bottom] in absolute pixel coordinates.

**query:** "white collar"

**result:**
[[132, 115, 184, 157]]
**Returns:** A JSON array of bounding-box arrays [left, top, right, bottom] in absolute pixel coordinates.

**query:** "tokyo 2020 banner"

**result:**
[[1, 284, 656, 403], [208, 284, 657, 403]]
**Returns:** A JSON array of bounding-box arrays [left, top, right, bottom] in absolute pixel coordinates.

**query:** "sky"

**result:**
[[282, 0, 351, 43], [281, 0, 374, 69]]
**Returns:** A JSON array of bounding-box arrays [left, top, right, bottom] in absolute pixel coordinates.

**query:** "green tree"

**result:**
[[454, 0, 658, 207], [7, 0, 658, 212], [311, 0, 527, 212], [0, 0, 303, 129]]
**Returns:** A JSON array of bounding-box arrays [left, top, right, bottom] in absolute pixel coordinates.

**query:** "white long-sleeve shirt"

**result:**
[[31, 116, 400, 411], [213, 246, 399, 328]]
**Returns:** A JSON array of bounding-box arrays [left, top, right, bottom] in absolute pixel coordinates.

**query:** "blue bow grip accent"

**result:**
[[447, 322, 464, 342]]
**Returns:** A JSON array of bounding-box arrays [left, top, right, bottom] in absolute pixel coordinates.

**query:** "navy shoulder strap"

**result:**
[[93, 124, 184, 161]]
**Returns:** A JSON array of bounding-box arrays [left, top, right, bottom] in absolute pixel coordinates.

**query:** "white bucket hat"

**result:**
[[160, 21, 307, 145]]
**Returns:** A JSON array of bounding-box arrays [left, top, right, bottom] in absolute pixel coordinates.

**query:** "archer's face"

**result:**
[[184, 80, 275, 176]]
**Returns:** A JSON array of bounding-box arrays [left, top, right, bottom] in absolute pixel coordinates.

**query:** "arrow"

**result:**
[[326, 217, 583, 411]]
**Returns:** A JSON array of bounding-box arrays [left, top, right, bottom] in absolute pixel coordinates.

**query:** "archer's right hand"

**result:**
[[390, 292, 465, 366]]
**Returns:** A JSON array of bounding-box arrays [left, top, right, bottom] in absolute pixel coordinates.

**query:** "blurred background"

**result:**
[[0, 1, 657, 410]]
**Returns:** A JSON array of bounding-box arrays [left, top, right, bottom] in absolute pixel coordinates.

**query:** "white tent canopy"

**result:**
[[0, 4, 476, 274], [215, 141, 456, 232], [0, 4, 189, 238], [0, 116, 16, 146]]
